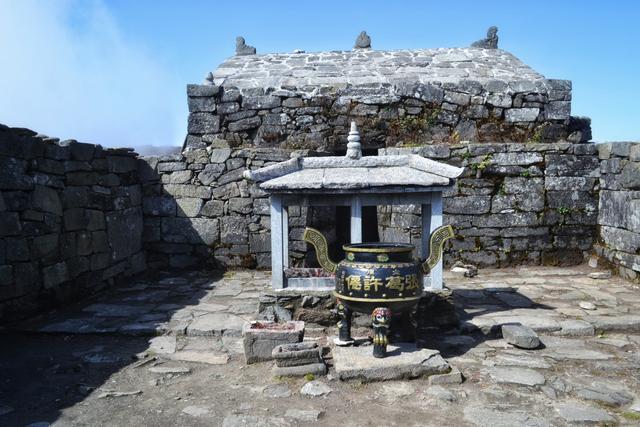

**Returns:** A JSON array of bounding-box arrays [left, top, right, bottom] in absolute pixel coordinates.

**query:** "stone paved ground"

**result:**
[[1, 266, 640, 426]]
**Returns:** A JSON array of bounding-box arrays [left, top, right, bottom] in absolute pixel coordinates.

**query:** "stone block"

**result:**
[[107, 156, 137, 173], [444, 196, 491, 214], [504, 108, 539, 122], [0, 157, 33, 190], [242, 96, 281, 110], [220, 216, 249, 244], [42, 261, 69, 288], [621, 162, 640, 189], [242, 321, 305, 364], [545, 154, 600, 177], [501, 324, 540, 349], [491, 152, 543, 166], [188, 96, 216, 113], [228, 116, 261, 132], [545, 101, 570, 120], [63, 208, 105, 231], [333, 342, 450, 381], [197, 163, 225, 185], [272, 342, 323, 367], [176, 198, 203, 217], [32, 185, 62, 215], [272, 363, 327, 377], [188, 113, 220, 134], [201, 200, 224, 217], [186, 84, 220, 97], [143, 196, 176, 216], [106, 208, 143, 261], [163, 184, 211, 199], [0, 212, 21, 236]]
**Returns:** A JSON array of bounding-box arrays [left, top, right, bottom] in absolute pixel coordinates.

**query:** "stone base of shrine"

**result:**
[[331, 339, 451, 382]]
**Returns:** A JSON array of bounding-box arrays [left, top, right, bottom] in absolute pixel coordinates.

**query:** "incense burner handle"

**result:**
[[303, 227, 337, 274], [421, 225, 455, 274]]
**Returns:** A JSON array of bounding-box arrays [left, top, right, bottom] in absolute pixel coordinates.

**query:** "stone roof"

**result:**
[[212, 48, 545, 93], [243, 123, 464, 193]]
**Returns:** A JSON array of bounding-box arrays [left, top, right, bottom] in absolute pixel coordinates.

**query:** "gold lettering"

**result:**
[[405, 274, 420, 290], [345, 275, 362, 291], [363, 275, 383, 292]]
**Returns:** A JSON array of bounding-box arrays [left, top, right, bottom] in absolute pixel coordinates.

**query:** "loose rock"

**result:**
[[300, 380, 332, 397], [501, 324, 541, 349]]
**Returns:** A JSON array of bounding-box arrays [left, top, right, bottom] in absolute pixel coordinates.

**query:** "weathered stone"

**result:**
[[188, 113, 220, 134], [501, 324, 540, 349], [333, 342, 449, 381], [555, 402, 614, 424], [490, 366, 545, 386], [300, 380, 332, 397], [505, 108, 539, 122], [242, 321, 305, 364], [284, 409, 322, 422]]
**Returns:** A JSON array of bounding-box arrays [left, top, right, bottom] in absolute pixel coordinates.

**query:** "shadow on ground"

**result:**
[[0, 268, 223, 426]]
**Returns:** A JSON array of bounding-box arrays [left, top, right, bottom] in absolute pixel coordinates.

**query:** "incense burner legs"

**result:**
[[334, 300, 354, 346], [372, 307, 392, 358]]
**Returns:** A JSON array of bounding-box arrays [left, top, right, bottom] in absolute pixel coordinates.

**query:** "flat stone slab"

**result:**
[[332, 342, 450, 381], [555, 402, 615, 423], [490, 366, 545, 386]]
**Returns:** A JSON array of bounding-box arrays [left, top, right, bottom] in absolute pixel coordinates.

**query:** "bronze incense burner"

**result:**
[[303, 225, 454, 357]]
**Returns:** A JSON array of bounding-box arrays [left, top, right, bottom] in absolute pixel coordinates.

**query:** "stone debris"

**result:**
[[148, 366, 191, 374], [97, 390, 142, 398], [379, 382, 415, 401], [170, 351, 229, 365], [262, 384, 292, 398], [490, 367, 545, 386], [427, 367, 464, 385], [222, 415, 290, 427], [284, 409, 322, 422], [588, 271, 612, 279], [426, 385, 457, 402], [271, 342, 324, 374], [450, 261, 478, 277], [578, 301, 597, 310], [463, 406, 551, 427], [300, 380, 332, 397], [501, 323, 541, 349], [182, 405, 210, 417], [555, 402, 614, 423]]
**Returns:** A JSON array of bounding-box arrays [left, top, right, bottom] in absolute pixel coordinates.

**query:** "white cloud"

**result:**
[[0, 0, 184, 148]]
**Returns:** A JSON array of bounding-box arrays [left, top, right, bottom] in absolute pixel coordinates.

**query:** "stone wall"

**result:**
[[594, 142, 640, 282], [144, 137, 601, 271], [0, 124, 145, 321], [184, 80, 590, 154], [380, 143, 600, 267], [140, 146, 304, 270]]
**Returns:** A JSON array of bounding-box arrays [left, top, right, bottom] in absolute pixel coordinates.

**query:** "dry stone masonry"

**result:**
[[595, 142, 640, 281], [184, 46, 588, 153], [380, 142, 600, 268], [0, 124, 145, 320]]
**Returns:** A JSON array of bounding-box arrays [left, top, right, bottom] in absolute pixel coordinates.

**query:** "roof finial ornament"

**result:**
[[346, 121, 362, 160], [471, 26, 499, 49], [203, 72, 214, 85], [236, 36, 256, 55], [354, 31, 371, 49]]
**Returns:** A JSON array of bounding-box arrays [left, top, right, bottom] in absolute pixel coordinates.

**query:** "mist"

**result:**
[[0, 0, 185, 149]]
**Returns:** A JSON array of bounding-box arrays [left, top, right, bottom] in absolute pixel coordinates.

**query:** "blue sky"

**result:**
[[1, 0, 639, 148]]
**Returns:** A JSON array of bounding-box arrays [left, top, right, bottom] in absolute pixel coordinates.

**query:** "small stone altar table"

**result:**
[[244, 123, 463, 291]]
